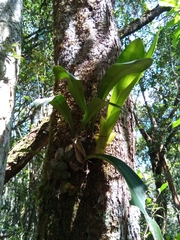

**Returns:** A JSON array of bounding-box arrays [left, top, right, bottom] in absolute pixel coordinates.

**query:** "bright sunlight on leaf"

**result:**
[[97, 59, 152, 100], [172, 118, 180, 128]]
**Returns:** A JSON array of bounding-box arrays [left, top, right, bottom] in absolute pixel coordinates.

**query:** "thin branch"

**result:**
[[119, 4, 171, 39], [139, 82, 158, 130], [167, 83, 180, 121], [164, 126, 179, 149], [133, 111, 152, 144], [166, 44, 180, 120], [161, 153, 180, 210]]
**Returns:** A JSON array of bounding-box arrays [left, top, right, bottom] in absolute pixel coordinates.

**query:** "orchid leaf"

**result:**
[[117, 38, 145, 63], [97, 59, 152, 100], [53, 66, 86, 113], [50, 95, 74, 136], [68, 79, 87, 113]]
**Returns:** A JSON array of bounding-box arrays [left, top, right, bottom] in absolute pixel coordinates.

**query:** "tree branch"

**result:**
[[119, 4, 171, 39], [5, 118, 50, 184], [139, 81, 158, 130], [165, 126, 179, 149], [133, 111, 152, 144], [161, 153, 180, 210]]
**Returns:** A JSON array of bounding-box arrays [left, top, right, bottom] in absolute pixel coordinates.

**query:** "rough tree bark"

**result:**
[[0, 0, 22, 205], [37, 1, 140, 239], [3, 2, 171, 187]]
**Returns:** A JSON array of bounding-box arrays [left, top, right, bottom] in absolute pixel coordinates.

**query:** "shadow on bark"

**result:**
[[69, 159, 109, 240], [37, 159, 110, 240]]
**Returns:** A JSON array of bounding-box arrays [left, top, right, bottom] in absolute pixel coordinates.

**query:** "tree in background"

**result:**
[[0, 0, 22, 205], [134, 26, 180, 236]]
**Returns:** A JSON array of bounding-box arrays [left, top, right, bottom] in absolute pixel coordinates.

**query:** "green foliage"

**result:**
[[12, 0, 54, 138], [134, 27, 180, 238], [1, 1, 54, 238], [51, 39, 155, 147], [114, 0, 148, 30], [51, 57, 152, 151], [96, 36, 158, 153], [1, 157, 43, 239], [52, 58, 152, 139], [137, 168, 180, 239], [159, 0, 180, 8], [159, 0, 180, 48], [97, 59, 152, 100], [158, 182, 168, 194], [50, 37, 164, 239], [172, 118, 180, 128]]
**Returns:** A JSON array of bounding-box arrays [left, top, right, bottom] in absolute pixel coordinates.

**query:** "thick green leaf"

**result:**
[[107, 73, 139, 118], [166, 18, 176, 28], [95, 107, 123, 153], [107, 34, 159, 116], [53, 66, 79, 81], [50, 95, 74, 135], [104, 110, 122, 137], [97, 60, 152, 153], [103, 35, 157, 142], [106, 35, 158, 121], [86, 154, 147, 208], [172, 25, 180, 48], [85, 154, 163, 240], [176, 233, 180, 240], [98, 59, 152, 100], [53, 66, 86, 113], [99, 75, 150, 151], [158, 182, 168, 193], [104, 74, 140, 139], [68, 79, 87, 113], [95, 117, 110, 153], [79, 97, 108, 131], [98, 35, 157, 152], [117, 38, 145, 63]]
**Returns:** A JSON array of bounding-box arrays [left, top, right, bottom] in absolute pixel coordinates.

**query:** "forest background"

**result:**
[[0, 0, 180, 239]]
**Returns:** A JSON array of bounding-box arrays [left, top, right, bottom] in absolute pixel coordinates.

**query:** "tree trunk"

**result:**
[[0, 0, 22, 205], [37, 0, 140, 239]]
